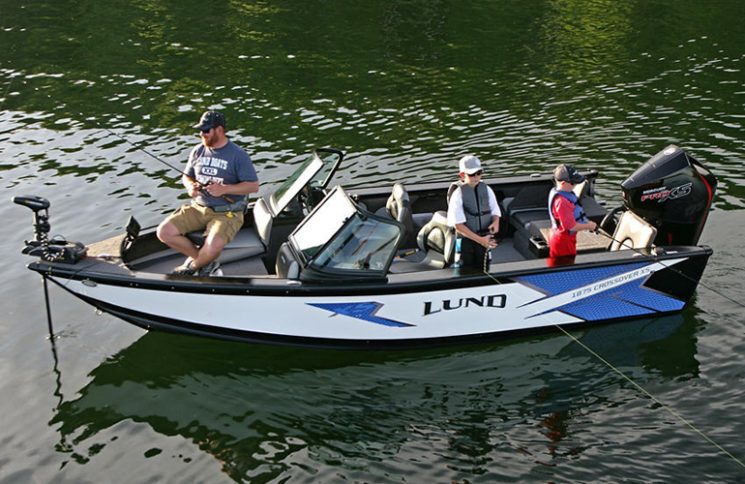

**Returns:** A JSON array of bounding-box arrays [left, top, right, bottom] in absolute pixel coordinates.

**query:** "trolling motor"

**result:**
[[620, 145, 718, 246], [13, 195, 87, 263]]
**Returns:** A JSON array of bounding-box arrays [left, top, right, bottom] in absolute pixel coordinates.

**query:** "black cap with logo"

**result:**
[[194, 111, 226, 131]]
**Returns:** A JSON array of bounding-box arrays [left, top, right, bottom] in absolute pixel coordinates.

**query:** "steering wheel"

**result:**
[[297, 183, 325, 214], [599, 206, 626, 234], [297, 184, 313, 214]]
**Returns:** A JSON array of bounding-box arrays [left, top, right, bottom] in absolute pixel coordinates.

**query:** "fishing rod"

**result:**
[[478, 210, 744, 311], [102, 127, 236, 204], [102, 127, 199, 185]]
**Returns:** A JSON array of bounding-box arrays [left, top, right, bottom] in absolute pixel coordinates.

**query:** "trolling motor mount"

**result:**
[[13, 195, 87, 263]]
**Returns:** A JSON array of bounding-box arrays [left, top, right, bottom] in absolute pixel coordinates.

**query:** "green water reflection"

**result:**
[[50, 315, 697, 482], [3, 0, 744, 185]]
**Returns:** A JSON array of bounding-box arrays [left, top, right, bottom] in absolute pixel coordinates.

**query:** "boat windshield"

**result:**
[[291, 186, 357, 261], [269, 150, 341, 215], [269, 153, 322, 215], [312, 214, 401, 272], [290, 186, 402, 274]]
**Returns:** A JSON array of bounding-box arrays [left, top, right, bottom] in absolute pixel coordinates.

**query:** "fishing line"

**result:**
[[555, 323, 745, 470], [101, 127, 236, 204], [0, 76, 13, 110], [0, 49, 18, 112], [479, 234, 745, 470], [591, 228, 745, 310]]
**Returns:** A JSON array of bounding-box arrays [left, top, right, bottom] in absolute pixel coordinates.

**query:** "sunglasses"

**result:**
[[200, 127, 213, 133], [469, 170, 484, 176]]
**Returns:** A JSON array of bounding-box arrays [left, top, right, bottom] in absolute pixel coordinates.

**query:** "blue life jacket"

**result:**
[[548, 188, 588, 230]]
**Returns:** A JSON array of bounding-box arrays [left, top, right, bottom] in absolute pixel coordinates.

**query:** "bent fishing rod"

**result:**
[[102, 127, 236, 203], [589, 224, 744, 309], [480, 222, 745, 471]]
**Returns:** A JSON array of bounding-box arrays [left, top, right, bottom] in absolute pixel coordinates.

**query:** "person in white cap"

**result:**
[[446, 155, 501, 268]]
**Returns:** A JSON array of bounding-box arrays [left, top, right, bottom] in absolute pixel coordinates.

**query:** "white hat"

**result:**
[[459, 155, 482, 175]]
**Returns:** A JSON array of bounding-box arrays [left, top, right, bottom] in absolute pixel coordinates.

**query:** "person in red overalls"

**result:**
[[548, 164, 597, 264]]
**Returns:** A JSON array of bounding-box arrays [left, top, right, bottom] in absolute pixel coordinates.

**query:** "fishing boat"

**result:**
[[14, 145, 717, 348]]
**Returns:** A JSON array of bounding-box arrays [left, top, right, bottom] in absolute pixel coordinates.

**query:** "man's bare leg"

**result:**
[[156, 221, 200, 261]]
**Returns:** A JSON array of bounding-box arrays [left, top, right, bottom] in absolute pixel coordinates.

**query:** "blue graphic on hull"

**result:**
[[308, 302, 414, 327], [517, 262, 648, 295], [515, 262, 684, 321]]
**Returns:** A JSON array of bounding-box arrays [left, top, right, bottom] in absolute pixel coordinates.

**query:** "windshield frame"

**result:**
[[289, 186, 358, 263], [268, 149, 343, 216]]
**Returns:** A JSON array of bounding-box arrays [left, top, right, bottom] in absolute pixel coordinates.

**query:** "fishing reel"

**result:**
[[13, 195, 87, 263]]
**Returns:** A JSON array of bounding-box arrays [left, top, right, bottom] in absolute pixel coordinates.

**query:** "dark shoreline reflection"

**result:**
[[49, 313, 698, 481]]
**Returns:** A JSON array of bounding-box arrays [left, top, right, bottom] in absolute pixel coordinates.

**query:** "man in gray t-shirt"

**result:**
[[186, 137, 257, 209], [157, 110, 260, 276]]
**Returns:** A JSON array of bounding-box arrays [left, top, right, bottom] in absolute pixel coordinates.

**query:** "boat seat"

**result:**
[[385, 183, 417, 249], [572, 180, 589, 199], [609, 210, 657, 251], [504, 183, 552, 232], [508, 179, 608, 258], [512, 195, 609, 230], [511, 209, 550, 231], [415, 211, 456, 268], [186, 226, 266, 264], [506, 181, 599, 231]]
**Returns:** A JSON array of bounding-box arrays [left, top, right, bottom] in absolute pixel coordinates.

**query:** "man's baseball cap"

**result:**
[[459, 155, 482, 175], [194, 111, 226, 131], [553, 164, 585, 184]]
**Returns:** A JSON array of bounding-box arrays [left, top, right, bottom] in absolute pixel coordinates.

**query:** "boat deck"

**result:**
[[116, 172, 612, 279], [127, 229, 610, 279]]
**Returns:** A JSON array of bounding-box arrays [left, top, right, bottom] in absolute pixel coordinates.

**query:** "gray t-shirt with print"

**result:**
[[186, 140, 258, 208]]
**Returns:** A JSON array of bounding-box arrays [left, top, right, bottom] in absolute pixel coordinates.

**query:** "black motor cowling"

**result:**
[[621, 145, 717, 246]]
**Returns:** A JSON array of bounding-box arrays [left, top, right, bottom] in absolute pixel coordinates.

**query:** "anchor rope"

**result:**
[[479, 241, 745, 470]]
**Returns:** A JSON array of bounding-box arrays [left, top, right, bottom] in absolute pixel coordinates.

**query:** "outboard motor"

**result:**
[[621, 145, 717, 246]]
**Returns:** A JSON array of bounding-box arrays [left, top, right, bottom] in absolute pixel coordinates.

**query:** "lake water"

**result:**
[[2, 1, 745, 482]]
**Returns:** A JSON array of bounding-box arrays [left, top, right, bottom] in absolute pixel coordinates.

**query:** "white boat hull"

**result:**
[[51, 258, 688, 344]]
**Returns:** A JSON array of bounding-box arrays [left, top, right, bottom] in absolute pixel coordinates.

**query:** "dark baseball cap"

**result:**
[[194, 110, 226, 131], [553, 164, 585, 184]]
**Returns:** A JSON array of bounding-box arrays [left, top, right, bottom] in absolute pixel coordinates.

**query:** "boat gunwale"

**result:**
[[29, 245, 713, 297]]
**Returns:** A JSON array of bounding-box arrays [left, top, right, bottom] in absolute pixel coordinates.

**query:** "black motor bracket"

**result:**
[[13, 195, 87, 263]]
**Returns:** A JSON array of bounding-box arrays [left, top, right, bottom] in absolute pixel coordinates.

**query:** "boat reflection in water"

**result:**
[[49, 313, 699, 481]]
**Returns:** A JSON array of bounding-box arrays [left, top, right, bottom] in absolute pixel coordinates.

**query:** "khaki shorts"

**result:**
[[165, 202, 244, 245]]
